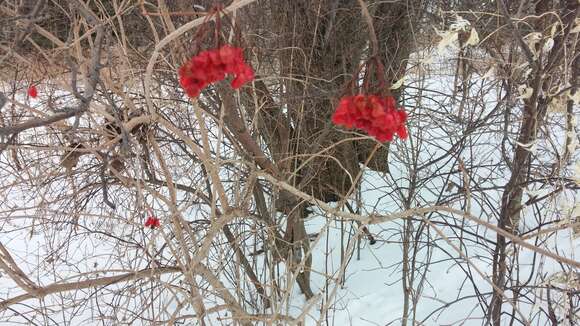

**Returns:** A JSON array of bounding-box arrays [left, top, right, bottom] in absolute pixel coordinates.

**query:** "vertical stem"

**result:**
[[401, 219, 411, 326]]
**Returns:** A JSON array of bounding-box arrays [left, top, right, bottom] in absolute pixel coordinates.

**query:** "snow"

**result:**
[[1, 48, 578, 325]]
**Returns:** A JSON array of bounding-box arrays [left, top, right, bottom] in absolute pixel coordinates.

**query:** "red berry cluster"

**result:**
[[144, 216, 161, 229], [332, 95, 408, 142], [178, 45, 254, 98]]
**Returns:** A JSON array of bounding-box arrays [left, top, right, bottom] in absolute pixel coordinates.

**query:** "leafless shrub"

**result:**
[[0, 0, 578, 325]]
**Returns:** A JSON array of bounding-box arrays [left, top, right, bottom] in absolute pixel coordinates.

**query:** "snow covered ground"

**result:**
[[1, 46, 578, 325]]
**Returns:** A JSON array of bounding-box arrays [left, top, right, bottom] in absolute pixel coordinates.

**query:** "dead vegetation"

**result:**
[[0, 0, 578, 325]]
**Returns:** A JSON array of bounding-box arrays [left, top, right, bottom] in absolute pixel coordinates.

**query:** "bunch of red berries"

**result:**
[[178, 45, 254, 98], [144, 215, 161, 229], [332, 95, 408, 142]]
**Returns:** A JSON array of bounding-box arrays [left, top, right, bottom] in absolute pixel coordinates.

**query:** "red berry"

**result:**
[[144, 216, 161, 229], [331, 95, 407, 142], [28, 85, 38, 98], [178, 45, 254, 98], [396, 125, 408, 139]]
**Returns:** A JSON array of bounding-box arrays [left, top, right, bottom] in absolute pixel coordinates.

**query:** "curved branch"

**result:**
[[258, 172, 580, 269], [0, 267, 180, 311]]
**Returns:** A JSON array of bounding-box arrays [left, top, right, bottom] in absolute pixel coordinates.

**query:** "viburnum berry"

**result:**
[[144, 216, 161, 229], [178, 45, 254, 98], [332, 95, 408, 142], [28, 85, 38, 98]]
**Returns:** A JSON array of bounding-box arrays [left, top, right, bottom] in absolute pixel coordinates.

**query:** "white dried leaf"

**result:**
[[550, 23, 559, 38], [466, 28, 479, 46], [543, 38, 554, 53], [524, 32, 542, 44], [436, 30, 458, 53], [574, 162, 580, 186], [547, 272, 569, 285], [517, 85, 534, 100], [516, 140, 537, 155], [523, 32, 542, 57], [548, 94, 567, 113], [450, 15, 471, 31], [390, 75, 407, 90], [568, 90, 580, 105], [523, 67, 533, 79], [572, 203, 580, 219], [567, 129, 578, 154], [571, 18, 580, 33]]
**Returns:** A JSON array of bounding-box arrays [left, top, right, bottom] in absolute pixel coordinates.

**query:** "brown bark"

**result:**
[[242, 0, 423, 298], [490, 1, 578, 324]]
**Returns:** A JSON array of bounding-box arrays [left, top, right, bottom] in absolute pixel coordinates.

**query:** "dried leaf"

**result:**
[[61, 152, 81, 171], [450, 15, 471, 31], [542, 38, 554, 53], [548, 94, 567, 113], [390, 75, 407, 90], [570, 18, 580, 33], [436, 30, 458, 53], [517, 85, 533, 100], [550, 22, 560, 38], [573, 212, 580, 237], [466, 28, 479, 46], [446, 182, 455, 192], [566, 130, 578, 154], [523, 32, 542, 57], [516, 140, 537, 155], [574, 162, 580, 186], [110, 157, 125, 173], [568, 90, 580, 105]]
